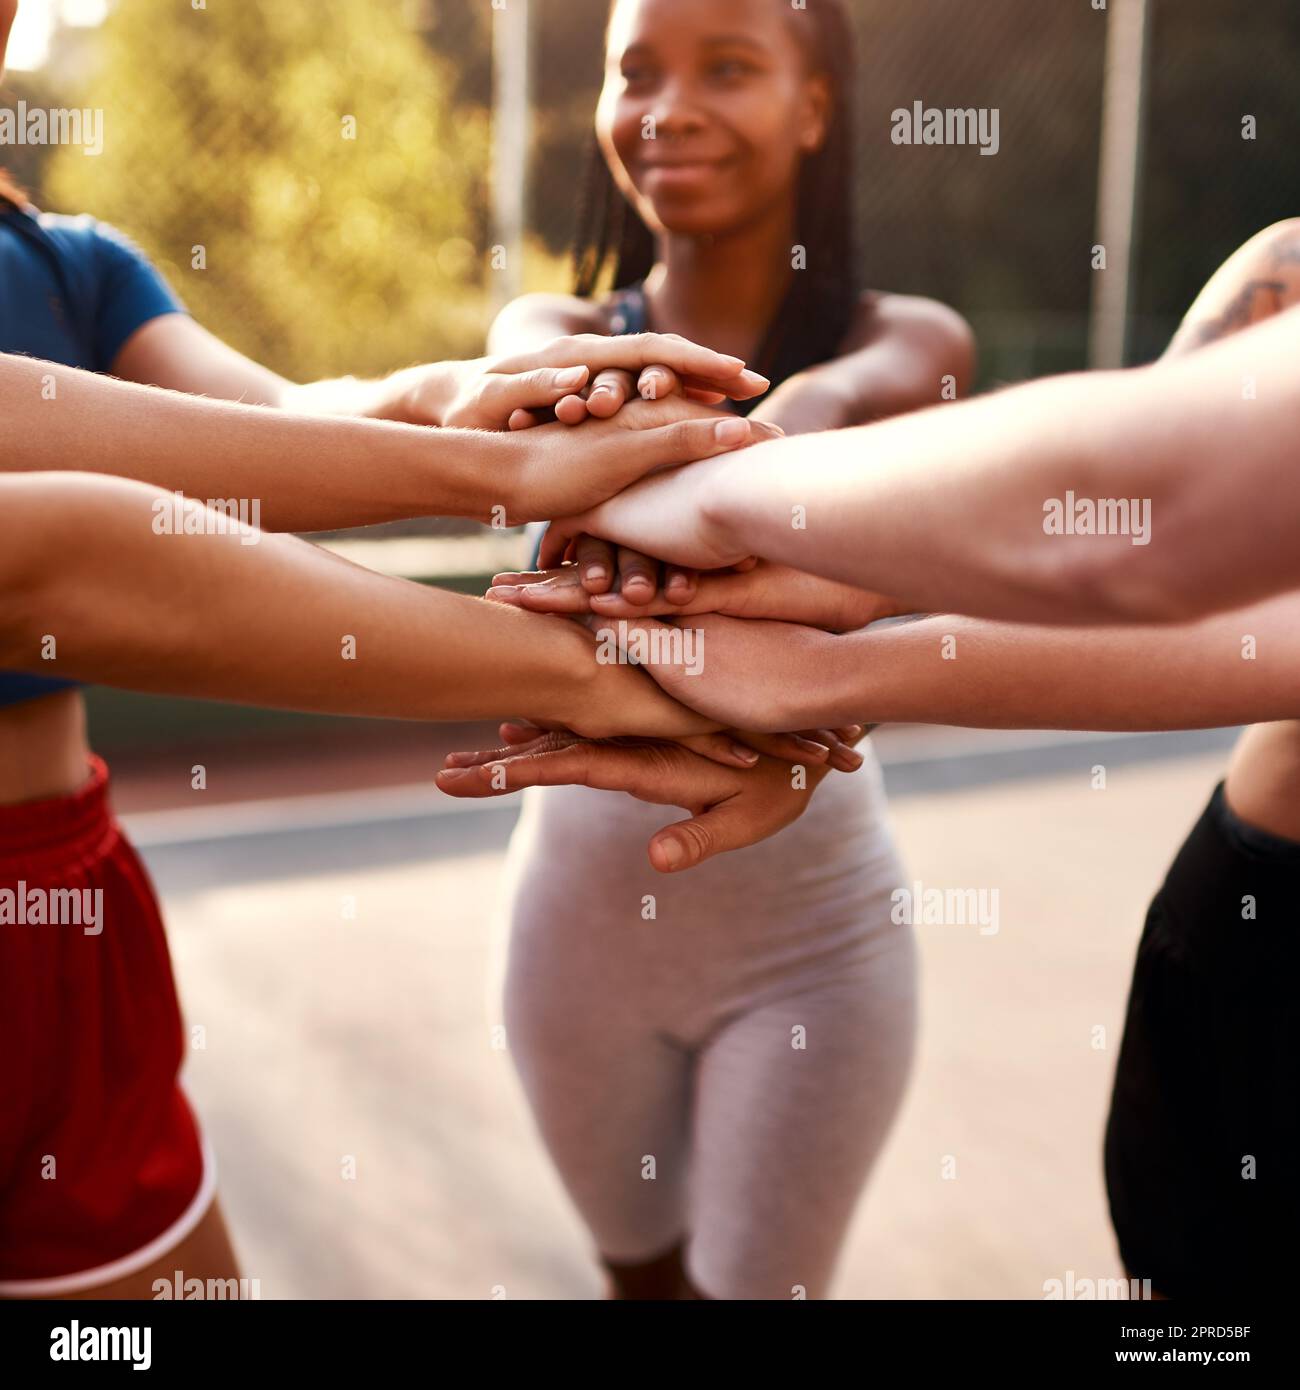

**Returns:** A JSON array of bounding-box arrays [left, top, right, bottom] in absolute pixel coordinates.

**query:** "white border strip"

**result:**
[[0, 1131, 218, 1297]]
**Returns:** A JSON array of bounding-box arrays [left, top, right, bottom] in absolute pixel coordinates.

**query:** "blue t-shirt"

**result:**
[[0, 202, 184, 708]]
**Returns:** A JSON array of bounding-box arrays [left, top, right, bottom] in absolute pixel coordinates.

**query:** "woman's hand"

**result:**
[[506, 361, 733, 431], [435, 729, 835, 873], [573, 612, 859, 734], [487, 397, 781, 525], [497, 535, 704, 610], [386, 335, 768, 431], [489, 558, 902, 632], [534, 446, 761, 573]]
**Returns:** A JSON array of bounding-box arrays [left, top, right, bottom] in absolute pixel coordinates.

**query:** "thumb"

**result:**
[[628, 415, 777, 480], [649, 795, 767, 872], [486, 365, 590, 420]]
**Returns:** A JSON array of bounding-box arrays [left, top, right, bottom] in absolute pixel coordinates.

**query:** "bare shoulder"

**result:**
[[844, 291, 976, 379], [488, 292, 610, 353]]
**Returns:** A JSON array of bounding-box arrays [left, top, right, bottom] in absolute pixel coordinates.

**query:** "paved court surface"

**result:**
[[128, 732, 1237, 1300]]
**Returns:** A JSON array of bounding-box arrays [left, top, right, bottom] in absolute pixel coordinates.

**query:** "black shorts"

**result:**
[[1104, 783, 1300, 1298]]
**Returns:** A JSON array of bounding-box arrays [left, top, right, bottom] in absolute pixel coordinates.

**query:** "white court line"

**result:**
[[121, 781, 515, 849]]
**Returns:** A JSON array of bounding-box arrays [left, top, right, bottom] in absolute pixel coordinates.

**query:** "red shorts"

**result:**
[[0, 756, 212, 1294]]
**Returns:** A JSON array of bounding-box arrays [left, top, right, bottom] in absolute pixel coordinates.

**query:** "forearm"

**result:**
[[832, 600, 1300, 732], [0, 353, 502, 530], [749, 370, 856, 435], [0, 473, 621, 729], [706, 309, 1300, 624]]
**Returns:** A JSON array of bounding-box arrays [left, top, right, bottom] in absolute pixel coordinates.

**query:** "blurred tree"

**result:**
[[47, 0, 489, 379]]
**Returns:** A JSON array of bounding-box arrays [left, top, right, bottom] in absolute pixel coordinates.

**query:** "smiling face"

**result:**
[[597, 0, 830, 240], [0, 1, 17, 82]]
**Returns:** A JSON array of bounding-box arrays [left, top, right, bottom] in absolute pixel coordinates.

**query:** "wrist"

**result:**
[[521, 615, 601, 730], [699, 435, 790, 563], [814, 629, 881, 728], [423, 427, 515, 522], [367, 363, 457, 427]]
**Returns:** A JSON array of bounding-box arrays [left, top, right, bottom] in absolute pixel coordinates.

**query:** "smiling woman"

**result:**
[[574, 0, 859, 385], [481, 0, 974, 1304]]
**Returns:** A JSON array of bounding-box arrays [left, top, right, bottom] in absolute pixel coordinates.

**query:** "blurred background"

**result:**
[[2, 0, 1297, 1297]]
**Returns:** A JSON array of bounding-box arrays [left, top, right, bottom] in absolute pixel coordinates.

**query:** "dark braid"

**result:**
[[571, 0, 860, 402]]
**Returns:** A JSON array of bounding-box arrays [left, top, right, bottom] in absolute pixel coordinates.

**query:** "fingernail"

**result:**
[[487, 585, 520, 600], [640, 370, 665, 400], [437, 767, 473, 785], [658, 837, 686, 870], [715, 417, 749, 445], [718, 355, 746, 370], [730, 743, 760, 765], [589, 383, 613, 398], [556, 366, 587, 388], [844, 725, 865, 741], [795, 737, 830, 760], [443, 752, 475, 767], [584, 565, 608, 583], [740, 370, 769, 389]]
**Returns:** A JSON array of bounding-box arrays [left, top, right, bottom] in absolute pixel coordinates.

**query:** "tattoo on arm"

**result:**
[[1177, 230, 1300, 353], [1185, 280, 1287, 349]]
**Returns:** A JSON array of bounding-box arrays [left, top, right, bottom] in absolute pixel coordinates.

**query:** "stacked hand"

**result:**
[[421, 334, 888, 867], [394, 333, 769, 432], [435, 724, 865, 874]]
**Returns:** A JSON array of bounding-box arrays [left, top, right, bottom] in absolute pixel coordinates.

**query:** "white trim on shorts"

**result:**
[[0, 1128, 218, 1297]]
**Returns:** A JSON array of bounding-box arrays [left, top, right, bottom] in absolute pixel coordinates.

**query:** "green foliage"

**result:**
[[47, 0, 490, 379]]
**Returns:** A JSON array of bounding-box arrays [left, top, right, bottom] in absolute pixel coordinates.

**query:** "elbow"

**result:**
[[939, 308, 978, 397]]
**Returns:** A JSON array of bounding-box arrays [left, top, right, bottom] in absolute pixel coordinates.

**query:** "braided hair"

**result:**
[[571, 0, 860, 398]]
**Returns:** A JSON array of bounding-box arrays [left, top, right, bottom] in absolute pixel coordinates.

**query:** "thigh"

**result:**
[[500, 816, 695, 1262], [55, 1200, 242, 1301], [686, 931, 918, 1301]]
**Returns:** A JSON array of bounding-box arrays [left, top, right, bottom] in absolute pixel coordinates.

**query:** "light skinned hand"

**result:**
[[571, 612, 857, 734], [397, 333, 767, 431], [493, 395, 783, 525], [536, 451, 756, 571], [506, 359, 734, 431]]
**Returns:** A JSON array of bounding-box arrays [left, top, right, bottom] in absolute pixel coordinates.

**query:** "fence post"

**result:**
[[1089, 0, 1153, 369], [491, 0, 532, 312]]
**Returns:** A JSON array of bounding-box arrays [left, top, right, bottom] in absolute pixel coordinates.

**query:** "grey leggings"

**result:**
[[490, 754, 917, 1299]]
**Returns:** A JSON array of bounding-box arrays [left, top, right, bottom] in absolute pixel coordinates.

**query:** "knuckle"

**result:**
[[676, 818, 714, 858]]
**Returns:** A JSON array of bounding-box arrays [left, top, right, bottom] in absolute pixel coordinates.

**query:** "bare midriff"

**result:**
[[0, 690, 93, 806]]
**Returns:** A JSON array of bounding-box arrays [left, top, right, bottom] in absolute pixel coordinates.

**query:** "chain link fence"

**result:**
[[4, 0, 1299, 546], [524, 0, 1300, 384]]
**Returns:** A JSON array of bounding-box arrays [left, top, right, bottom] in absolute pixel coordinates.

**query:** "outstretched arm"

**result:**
[[575, 597, 1300, 734], [0, 471, 725, 741], [0, 352, 769, 532], [544, 304, 1300, 625]]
